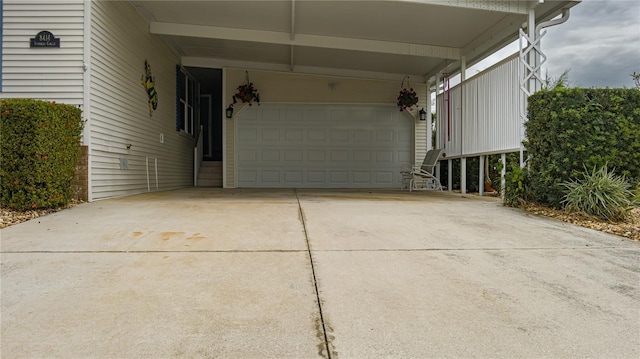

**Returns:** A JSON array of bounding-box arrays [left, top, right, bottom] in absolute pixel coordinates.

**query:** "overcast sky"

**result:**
[[471, 0, 640, 88], [543, 0, 640, 88]]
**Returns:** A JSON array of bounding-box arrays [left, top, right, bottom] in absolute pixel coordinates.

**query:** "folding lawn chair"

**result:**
[[400, 148, 444, 192]]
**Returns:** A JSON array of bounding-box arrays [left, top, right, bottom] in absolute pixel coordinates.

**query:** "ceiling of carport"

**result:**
[[131, 0, 580, 82]]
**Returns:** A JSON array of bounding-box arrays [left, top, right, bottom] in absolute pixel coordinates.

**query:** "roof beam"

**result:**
[[181, 56, 427, 83], [402, 0, 531, 14], [150, 22, 460, 60]]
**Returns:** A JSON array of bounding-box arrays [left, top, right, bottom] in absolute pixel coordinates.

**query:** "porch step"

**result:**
[[197, 161, 222, 187]]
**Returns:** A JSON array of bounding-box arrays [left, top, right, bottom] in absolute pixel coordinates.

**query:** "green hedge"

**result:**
[[1, 99, 84, 210], [525, 88, 640, 207]]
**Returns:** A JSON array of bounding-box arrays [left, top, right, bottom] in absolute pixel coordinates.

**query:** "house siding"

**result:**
[[1, 0, 84, 105], [224, 69, 426, 187], [89, 0, 192, 199]]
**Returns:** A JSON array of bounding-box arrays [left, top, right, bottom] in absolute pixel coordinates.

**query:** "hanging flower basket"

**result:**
[[232, 71, 260, 106], [397, 75, 418, 111]]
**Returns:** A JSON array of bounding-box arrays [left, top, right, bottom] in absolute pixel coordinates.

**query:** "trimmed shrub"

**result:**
[[562, 165, 635, 222], [526, 88, 640, 208], [1, 99, 84, 210]]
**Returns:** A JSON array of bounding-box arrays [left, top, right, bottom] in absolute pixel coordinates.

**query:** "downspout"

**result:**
[[82, 0, 93, 201], [460, 56, 466, 194], [533, 7, 571, 92], [536, 8, 571, 36]]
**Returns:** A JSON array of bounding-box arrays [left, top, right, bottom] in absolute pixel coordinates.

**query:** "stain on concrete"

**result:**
[[160, 231, 185, 241], [314, 316, 327, 358], [313, 316, 337, 359], [186, 233, 204, 241]]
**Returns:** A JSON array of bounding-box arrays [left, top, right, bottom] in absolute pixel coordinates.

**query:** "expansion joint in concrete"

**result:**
[[294, 189, 333, 359]]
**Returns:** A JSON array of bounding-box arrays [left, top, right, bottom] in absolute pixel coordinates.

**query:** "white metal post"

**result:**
[[479, 155, 485, 196], [501, 153, 507, 200], [426, 78, 433, 151], [448, 159, 453, 192], [461, 157, 467, 194], [528, 10, 538, 95]]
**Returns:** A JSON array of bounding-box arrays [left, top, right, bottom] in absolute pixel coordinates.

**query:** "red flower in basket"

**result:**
[[397, 87, 418, 111]]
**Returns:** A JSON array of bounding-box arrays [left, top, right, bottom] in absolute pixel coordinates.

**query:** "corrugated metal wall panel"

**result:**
[[1, 0, 84, 105], [436, 55, 520, 158], [90, 0, 192, 199], [436, 86, 462, 158]]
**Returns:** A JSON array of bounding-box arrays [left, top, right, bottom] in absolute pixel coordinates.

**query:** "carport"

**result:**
[[1, 188, 638, 357], [129, 0, 580, 190]]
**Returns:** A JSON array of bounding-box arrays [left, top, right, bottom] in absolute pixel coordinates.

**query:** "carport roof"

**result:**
[[131, 0, 580, 82]]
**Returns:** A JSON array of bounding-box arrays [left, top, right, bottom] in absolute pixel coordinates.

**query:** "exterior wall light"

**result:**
[[226, 105, 234, 119], [419, 108, 427, 121]]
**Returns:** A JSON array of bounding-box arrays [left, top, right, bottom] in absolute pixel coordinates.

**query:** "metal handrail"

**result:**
[[193, 125, 203, 186]]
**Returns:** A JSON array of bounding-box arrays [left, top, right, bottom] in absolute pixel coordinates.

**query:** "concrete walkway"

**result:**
[[1, 188, 638, 358]]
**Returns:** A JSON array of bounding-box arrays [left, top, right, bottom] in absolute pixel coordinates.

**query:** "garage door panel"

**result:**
[[261, 109, 280, 122], [375, 129, 394, 142], [261, 171, 281, 183], [398, 130, 412, 142], [284, 171, 303, 183], [308, 110, 326, 122], [353, 150, 371, 162], [238, 171, 258, 182], [375, 151, 394, 163], [331, 150, 349, 162], [238, 129, 258, 141], [330, 172, 349, 184], [236, 105, 412, 188], [376, 172, 394, 184], [353, 129, 372, 141], [238, 150, 258, 162], [261, 150, 280, 162], [284, 109, 304, 122], [330, 129, 350, 141], [284, 150, 303, 162], [307, 150, 327, 162], [308, 171, 326, 183], [308, 129, 326, 142], [353, 171, 371, 183], [398, 151, 411, 163], [261, 129, 280, 141], [284, 129, 304, 141]]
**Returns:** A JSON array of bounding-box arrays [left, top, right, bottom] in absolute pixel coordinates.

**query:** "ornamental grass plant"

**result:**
[[561, 165, 636, 222]]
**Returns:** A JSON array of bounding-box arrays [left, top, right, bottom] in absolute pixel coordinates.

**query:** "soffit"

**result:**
[[131, 0, 580, 82]]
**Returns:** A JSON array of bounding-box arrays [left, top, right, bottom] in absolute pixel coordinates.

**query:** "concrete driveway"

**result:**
[[1, 188, 638, 358]]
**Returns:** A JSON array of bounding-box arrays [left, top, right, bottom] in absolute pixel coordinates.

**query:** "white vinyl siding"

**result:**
[[89, 0, 192, 199], [1, 0, 84, 105]]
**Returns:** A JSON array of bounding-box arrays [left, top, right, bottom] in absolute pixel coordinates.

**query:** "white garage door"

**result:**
[[235, 104, 413, 188]]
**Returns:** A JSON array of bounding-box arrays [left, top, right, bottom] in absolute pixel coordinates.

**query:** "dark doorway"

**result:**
[[187, 67, 222, 161]]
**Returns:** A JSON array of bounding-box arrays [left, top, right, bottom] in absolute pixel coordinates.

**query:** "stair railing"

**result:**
[[194, 125, 203, 186]]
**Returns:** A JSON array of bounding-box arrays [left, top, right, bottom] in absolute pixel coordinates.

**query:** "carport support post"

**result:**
[[448, 159, 453, 192], [426, 78, 433, 151], [461, 157, 467, 194], [501, 153, 506, 200], [460, 56, 467, 195], [479, 155, 485, 196]]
